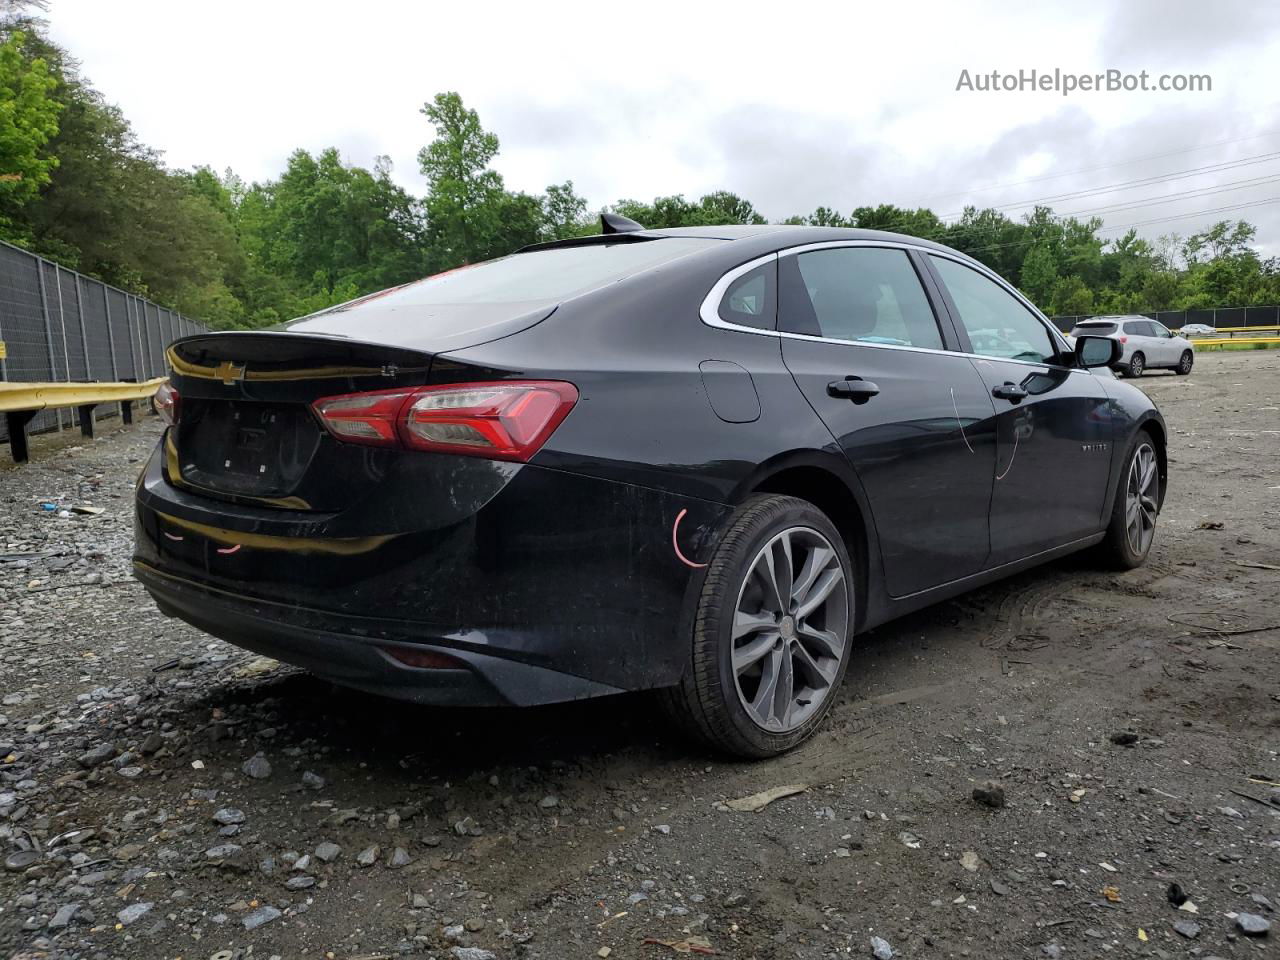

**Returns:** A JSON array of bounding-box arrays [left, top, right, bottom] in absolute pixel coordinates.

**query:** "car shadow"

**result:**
[[161, 552, 1099, 777], [177, 669, 692, 775]]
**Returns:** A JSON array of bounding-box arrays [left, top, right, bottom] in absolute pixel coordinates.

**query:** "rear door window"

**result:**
[[1123, 320, 1152, 336], [779, 247, 944, 349]]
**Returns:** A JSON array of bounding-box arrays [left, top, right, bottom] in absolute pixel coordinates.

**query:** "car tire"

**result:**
[[1126, 352, 1145, 378], [1176, 350, 1193, 375], [1097, 430, 1160, 570], [663, 494, 855, 758]]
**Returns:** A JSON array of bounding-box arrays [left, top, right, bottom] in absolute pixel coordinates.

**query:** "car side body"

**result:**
[[134, 225, 1167, 717]]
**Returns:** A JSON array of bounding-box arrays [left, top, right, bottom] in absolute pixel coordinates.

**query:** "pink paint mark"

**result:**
[[672, 508, 708, 569], [163, 532, 184, 541], [216, 544, 242, 555]]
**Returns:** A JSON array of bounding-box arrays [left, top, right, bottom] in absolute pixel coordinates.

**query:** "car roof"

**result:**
[[525, 223, 970, 259]]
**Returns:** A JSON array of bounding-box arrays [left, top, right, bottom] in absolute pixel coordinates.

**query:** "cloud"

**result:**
[[1100, 0, 1280, 63]]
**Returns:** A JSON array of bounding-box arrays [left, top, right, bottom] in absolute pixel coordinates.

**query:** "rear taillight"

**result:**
[[1118, 336, 1128, 343], [154, 380, 180, 426], [311, 381, 578, 462], [311, 389, 410, 446]]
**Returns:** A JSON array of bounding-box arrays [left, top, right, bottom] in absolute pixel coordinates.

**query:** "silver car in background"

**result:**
[[1069, 316, 1195, 378]]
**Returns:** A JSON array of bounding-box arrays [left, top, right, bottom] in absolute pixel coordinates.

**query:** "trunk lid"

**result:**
[[167, 332, 441, 510]]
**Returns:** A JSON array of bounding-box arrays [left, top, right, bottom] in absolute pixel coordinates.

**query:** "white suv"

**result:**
[[1069, 316, 1194, 378]]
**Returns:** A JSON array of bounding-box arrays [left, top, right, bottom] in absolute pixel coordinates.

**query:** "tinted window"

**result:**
[[719, 263, 776, 330], [313, 239, 721, 313], [1150, 321, 1171, 337], [930, 256, 1057, 364], [780, 248, 943, 349], [1071, 321, 1116, 335]]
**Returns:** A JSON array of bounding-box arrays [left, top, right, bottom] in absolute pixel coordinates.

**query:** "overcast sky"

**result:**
[[46, 0, 1280, 252]]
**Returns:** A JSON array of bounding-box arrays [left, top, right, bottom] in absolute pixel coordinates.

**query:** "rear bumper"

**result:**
[[133, 439, 732, 704], [134, 561, 623, 705]]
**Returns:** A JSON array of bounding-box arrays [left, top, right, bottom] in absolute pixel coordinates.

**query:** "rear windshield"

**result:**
[[324, 238, 721, 311], [1071, 322, 1117, 334]]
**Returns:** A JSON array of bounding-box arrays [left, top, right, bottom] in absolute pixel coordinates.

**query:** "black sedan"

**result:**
[[134, 219, 1166, 757]]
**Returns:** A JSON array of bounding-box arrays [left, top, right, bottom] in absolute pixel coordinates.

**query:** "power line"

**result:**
[[1092, 196, 1280, 233], [1057, 173, 1280, 219], [903, 130, 1280, 205], [840, 153, 1280, 242], [934, 150, 1280, 220]]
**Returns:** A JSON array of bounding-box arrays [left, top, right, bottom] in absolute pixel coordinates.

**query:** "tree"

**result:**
[[418, 91, 505, 267], [1184, 220, 1254, 263], [697, 191, 766, 225], [1049, 275, 1094, 316], [1019, 244, 1058, 307], [541, 180, 590, 240], [0, 28, 59, 230], [852, 204, 941, 238], [788, 206, 851, 227]]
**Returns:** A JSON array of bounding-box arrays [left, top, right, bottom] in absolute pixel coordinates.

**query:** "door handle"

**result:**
[[991, 382, 1027, 403], [827, 377, 880, 403]]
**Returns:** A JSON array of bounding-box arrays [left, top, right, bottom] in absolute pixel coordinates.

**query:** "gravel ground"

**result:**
[[1, 350, 1277, 960]]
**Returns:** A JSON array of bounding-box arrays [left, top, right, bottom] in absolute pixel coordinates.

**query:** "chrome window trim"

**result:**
[[697, 240, 1085, 374]]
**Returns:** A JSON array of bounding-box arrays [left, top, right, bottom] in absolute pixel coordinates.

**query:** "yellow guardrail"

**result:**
[[1201, 324, 1280, 333], [1, 376, 166, 463], [1192, 336, 1280, 348]]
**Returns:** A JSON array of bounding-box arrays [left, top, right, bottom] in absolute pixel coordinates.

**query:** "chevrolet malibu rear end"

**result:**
[[134, 234, 743, 709]]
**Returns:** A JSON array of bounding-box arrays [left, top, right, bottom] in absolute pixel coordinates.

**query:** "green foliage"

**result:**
[[610, 191, 766, 229], [418, 91, 506, 267], [0, 29, 59, 224], [2, 21, 1278, 330], [541, 180, 592, 240], [1019, 244, 1058, 306]]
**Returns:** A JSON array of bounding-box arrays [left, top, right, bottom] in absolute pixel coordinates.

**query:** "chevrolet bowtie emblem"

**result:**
[[214, 360, 246, 385]]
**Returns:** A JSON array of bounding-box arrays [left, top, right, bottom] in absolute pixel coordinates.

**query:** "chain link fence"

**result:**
[[0, 239, 206, 442], [1051, 306, 1280, 333]]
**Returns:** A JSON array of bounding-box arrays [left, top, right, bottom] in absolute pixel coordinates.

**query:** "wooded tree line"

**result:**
[[2, 9, 1278, 330]]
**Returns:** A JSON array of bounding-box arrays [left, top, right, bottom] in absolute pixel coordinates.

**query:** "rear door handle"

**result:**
[[827, 377, 880, 403], [992, 382, 1028, 403]]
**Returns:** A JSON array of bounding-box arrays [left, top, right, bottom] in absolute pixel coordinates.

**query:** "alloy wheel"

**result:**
[[731, 526, 849, 733], [1125, 443, 1158, 556], [1130, 354, 1144, 377], [1180, 352, 1193, 373]]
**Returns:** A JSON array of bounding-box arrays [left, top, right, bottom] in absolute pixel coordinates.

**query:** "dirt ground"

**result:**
[[1, 350, 1276, 960]]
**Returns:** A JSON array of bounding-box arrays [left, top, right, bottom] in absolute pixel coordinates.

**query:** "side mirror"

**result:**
[[1076, 335, 1121, 369]]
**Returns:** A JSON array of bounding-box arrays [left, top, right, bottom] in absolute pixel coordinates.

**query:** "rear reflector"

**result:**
[[381, 646, 467, 670], [154, 380, 180, 426], [311, 380, 578, 462]]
